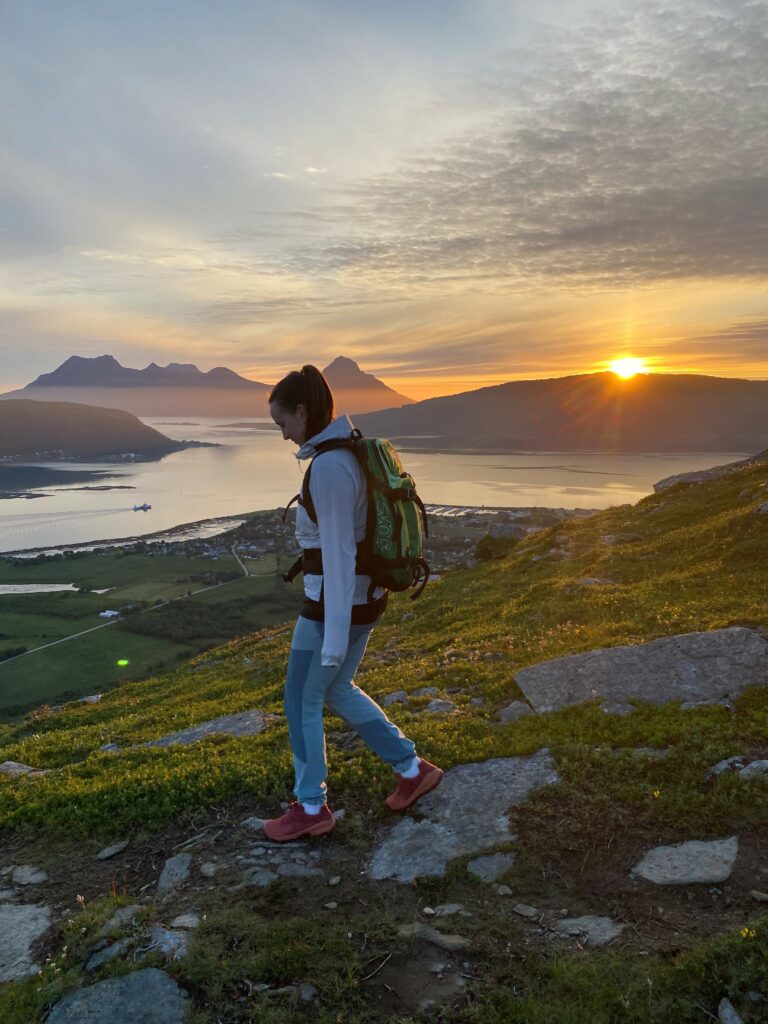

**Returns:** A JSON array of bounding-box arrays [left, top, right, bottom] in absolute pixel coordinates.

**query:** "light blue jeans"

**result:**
[[284, 616, 416, 805]]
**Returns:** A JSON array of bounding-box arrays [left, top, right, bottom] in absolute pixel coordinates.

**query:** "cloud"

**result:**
[[251, 0, 767, 291]]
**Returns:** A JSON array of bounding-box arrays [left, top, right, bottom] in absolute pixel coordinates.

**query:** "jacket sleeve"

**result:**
[[309, 457, 358, 667]]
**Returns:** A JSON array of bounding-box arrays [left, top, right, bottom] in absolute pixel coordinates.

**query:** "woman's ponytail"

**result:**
[[269, 364, 334, 442]]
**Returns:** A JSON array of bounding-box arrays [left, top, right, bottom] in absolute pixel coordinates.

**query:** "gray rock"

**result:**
[[276, 862, 324, 879], [369, 750, 559, 882], [739, 759, 768, 779], [99, 743, 119, 752], [382, 691, 408, 707], [757, 501, 768, 515], [148, 925, 190, 961], [718, 997, 746, 1024], [170, 913, 200, 929], [601, 702, 636, 716], [0, 888, 16, 902], [632, 836, 739, 885], [467, 852, 515, 882], [243, 868, 279, 888], [515, 628, 768, 713], [157, 853, 192, 894], [706, 756, 747, 780], [299, 982, 319, 1002], [11, 864, 48, 885], [328, 875, 342, 886], [654, 450, 768, 491], [143, 709, 271, 748], [412, 687, 440, 698], [433, 903, 465, 917], [513, 903, 540, 919], [496, 700, 533, 724], [401, 612, 416, 622], [552, 916, 626, 947], [97, 840, 129, 861], [470, 697, 485, 706], [426, 699, 458, 714], [0, 903, 51, 981], [46, 967, 189, 1024], [96, 904, 142, 939], [241, 816, 269, 831], [680, 698, 733, 711], [0, 760, 48, 777], [751, 889, 768, 902], [397, 922, 471, 951], [86, 939, 129, 972], [199, 862, 219, 878]]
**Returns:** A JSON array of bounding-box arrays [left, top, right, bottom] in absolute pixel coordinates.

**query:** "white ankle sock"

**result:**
[[302, 802, 322, 815], [400, 756, 421, 779]]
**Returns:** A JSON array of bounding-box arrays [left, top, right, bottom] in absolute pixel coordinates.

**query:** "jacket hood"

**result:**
[[296, 414, 355, 460]]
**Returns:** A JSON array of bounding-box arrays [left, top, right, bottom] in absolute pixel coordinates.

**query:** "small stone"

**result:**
[[706, 756, 746, 780], [276, 862, 324, 879], [328, 875, 342, 887], [426, 699, 458, 714], [422, 906, 436, 916], [96, 904, 142, 939], [496, 884, 513, 896], [299, 983, 318, 1003], [496, 701, 533, 724], [718, 997, 745, 1024], [332, 808, 346, 821], [86, 939, 129, 972], [601, 702, 635, 716], [397, 922, 470, 951], [199, 862, 218, 878], [382, 691, 408, 707], [632, 837, 739, 885], [0, 761, 40, 777], [157, 854, 192, 895], [429, 961, 446, 974], [148, 925, 190, 961], [96, 840, 129, 861], [244, 869, 279, 888], [467, 852, 515, 883], [750, 890, 768, 902], [11, 865, 48, 886], [170, 913, 200, 929], [241, 816, 269, 831], [552, 916, 626, 947], [746, 991, 765, 1004], [434, 903, 465, 917], [513, 903, 539, 919], [401, 612, 416, 622], [470, 697, 485, 706], [412, 687, 440, 698], [99, 744, 119, 753], [739, 760, 768, 779], [324, 901, 338, 909], [680, 699, 733, 711]]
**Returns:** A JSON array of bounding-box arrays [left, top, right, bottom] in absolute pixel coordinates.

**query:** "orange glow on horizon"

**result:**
[[608, 357, 648, 379]]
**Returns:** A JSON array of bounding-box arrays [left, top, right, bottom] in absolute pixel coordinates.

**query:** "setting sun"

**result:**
[[609, 357, 647, 379]]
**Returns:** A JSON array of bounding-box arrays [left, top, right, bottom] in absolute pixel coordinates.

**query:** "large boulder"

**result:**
[[632, 837, 739, 885], [143, 709, 271, 748], [45, 967, 189, 1024], [0, 903, 51, 981], [654, 450, 768, 491], [515, 627, 768, 714], [368, 750, 559, 883]]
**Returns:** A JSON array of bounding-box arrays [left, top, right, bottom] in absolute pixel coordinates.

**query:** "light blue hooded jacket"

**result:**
[[295, 415, 383, 667]]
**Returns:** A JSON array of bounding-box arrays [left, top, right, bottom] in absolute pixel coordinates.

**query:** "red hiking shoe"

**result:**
[[385, 759, 444, 811], [262, 802, 336, 842]]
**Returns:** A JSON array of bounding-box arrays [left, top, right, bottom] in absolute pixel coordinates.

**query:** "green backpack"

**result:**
[[283, 428, 431, 599]]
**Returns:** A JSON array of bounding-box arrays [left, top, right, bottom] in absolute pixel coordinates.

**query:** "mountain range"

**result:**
[[355, 371, 768, 453], [0, 355, 413, 416]]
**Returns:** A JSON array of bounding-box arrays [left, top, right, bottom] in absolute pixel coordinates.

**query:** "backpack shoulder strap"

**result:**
[[300, 434, 359, 523]]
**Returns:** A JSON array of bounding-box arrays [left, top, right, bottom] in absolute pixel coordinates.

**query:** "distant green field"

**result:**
[[0, 549, 301, 717]]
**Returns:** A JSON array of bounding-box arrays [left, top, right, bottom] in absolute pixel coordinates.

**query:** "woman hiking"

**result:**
[[262, 364, 442, 842]]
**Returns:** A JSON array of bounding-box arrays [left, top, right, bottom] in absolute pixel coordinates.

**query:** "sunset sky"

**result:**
[[1, 0, 766, 401]]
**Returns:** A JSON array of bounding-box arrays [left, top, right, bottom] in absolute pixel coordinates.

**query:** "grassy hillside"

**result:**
[[1, 462, 767, 1022]]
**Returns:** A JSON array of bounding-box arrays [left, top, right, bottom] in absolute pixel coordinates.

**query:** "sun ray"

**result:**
[[609, 357, 647, 379]]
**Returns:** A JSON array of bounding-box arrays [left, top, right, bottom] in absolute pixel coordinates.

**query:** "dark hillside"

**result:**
[[0, 400, 187, 459]]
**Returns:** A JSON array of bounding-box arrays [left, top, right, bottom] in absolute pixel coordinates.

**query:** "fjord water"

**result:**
[[0, 417, 750, 553]]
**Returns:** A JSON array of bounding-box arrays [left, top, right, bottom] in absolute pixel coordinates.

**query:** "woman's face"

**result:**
[[269, 401, 307, 445]]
